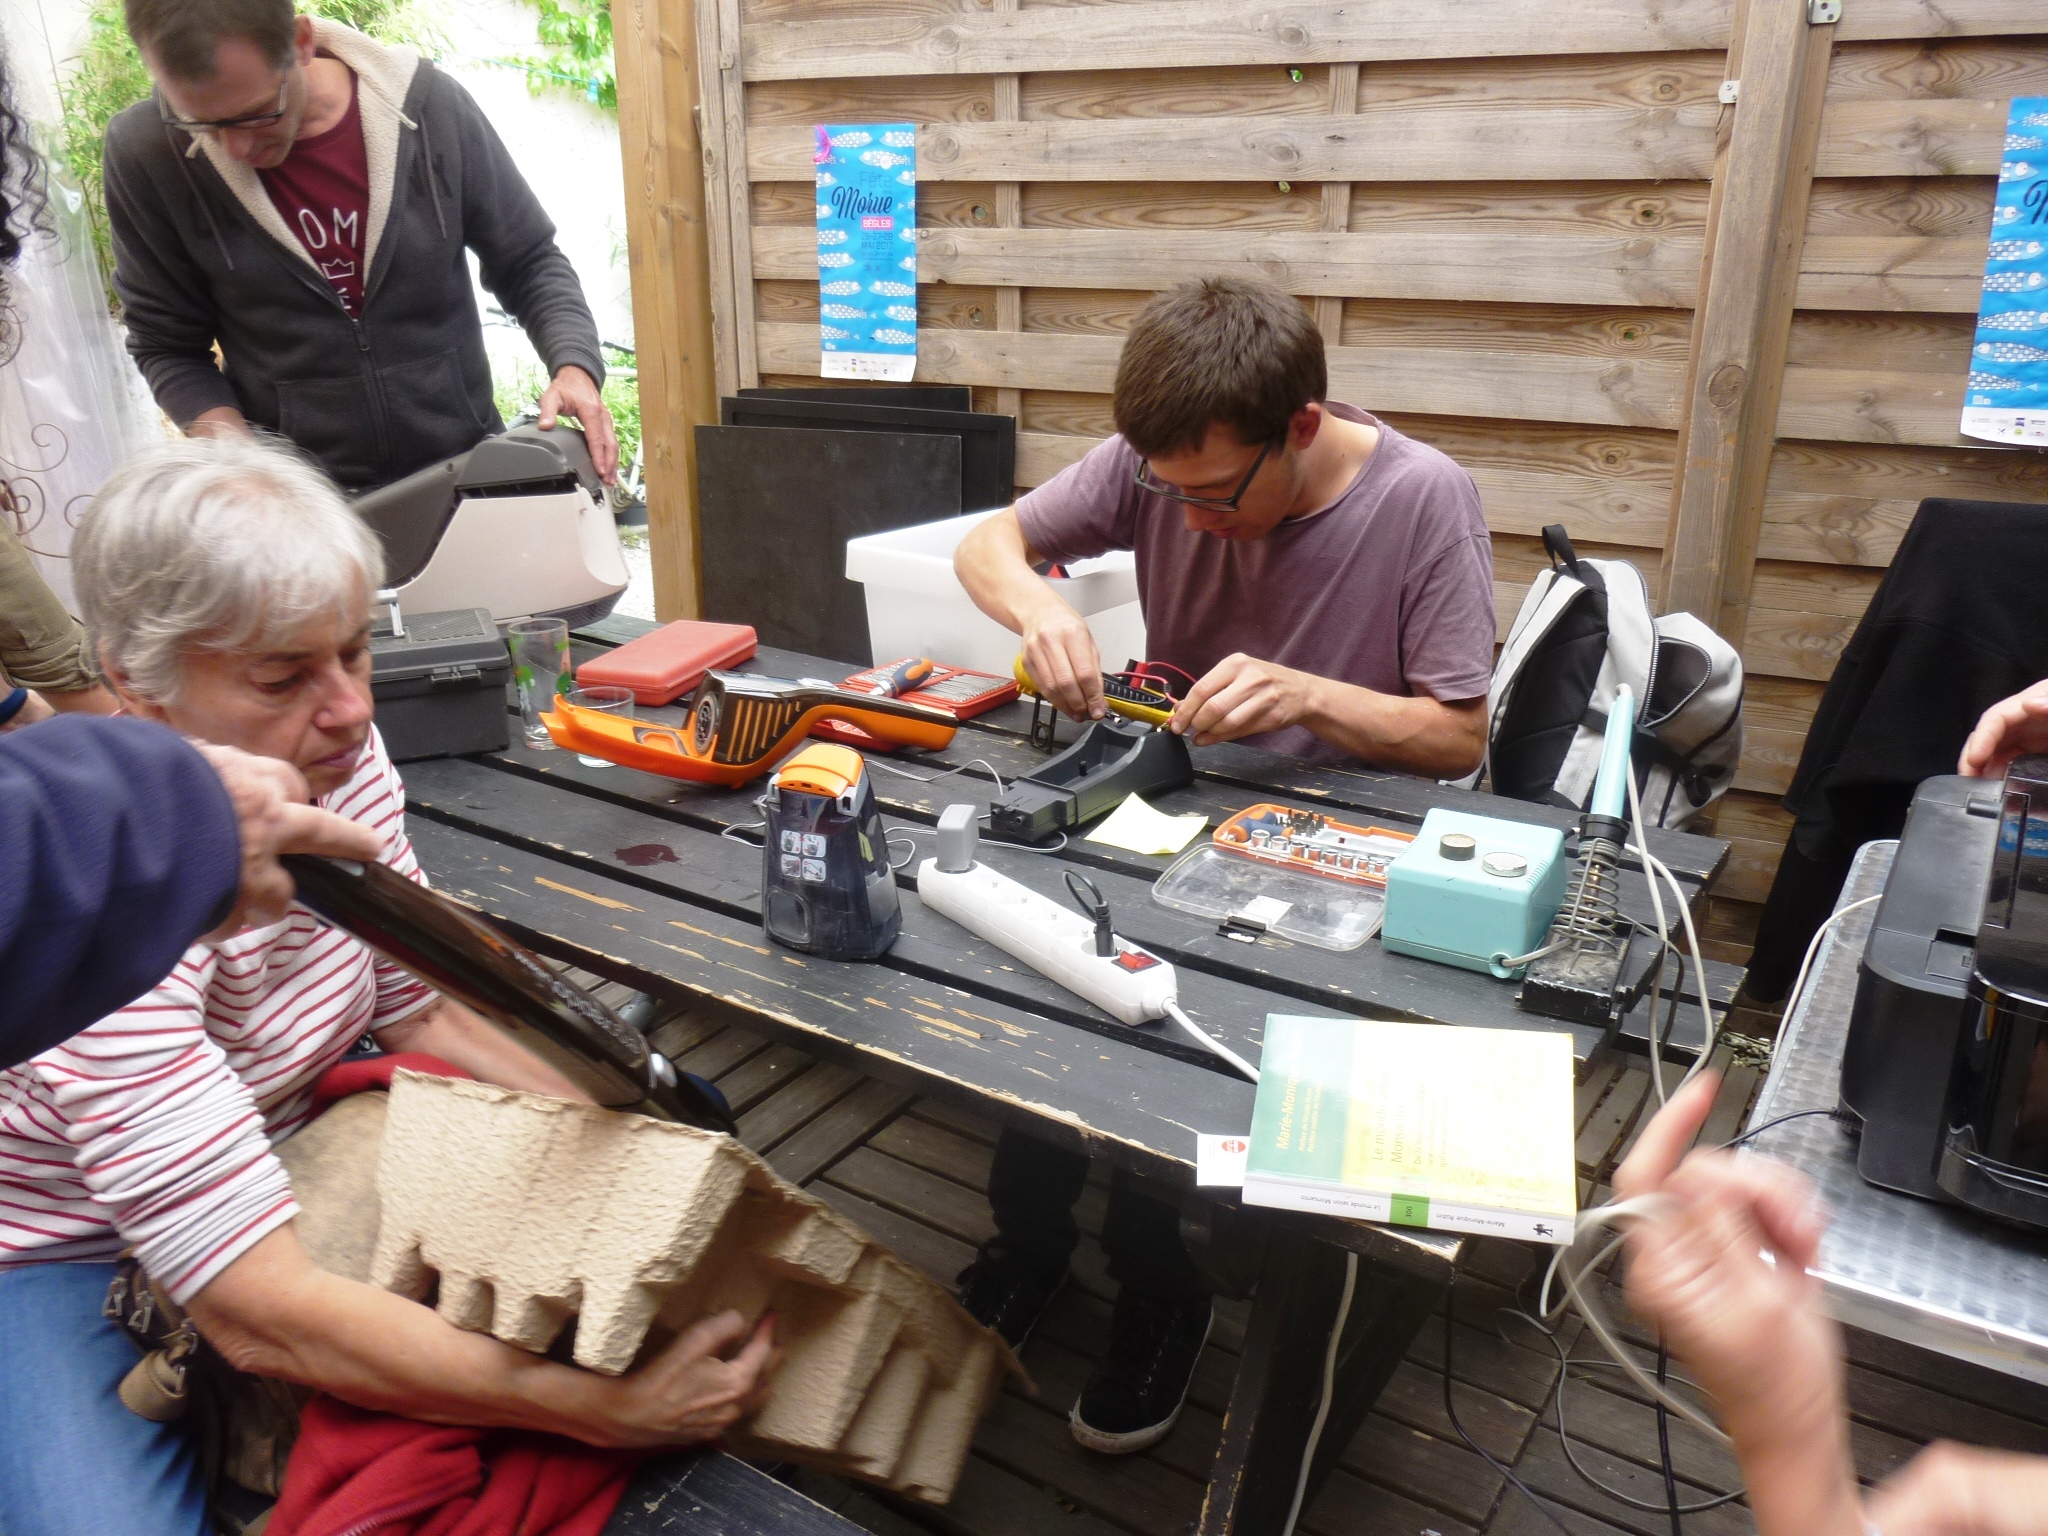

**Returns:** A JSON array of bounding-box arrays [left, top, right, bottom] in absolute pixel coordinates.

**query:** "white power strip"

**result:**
[[916, 857, 1178, 1026]]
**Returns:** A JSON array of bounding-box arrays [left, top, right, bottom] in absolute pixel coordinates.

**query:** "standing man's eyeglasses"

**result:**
[[1132, 436, 1281, 513], [157, 77, 292, 135]]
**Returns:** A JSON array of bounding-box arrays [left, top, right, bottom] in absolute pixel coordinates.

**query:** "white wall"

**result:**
[[435, 0, 634, 387]]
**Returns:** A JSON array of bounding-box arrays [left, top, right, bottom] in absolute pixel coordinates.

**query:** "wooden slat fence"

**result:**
[[619, 0, 2048, 957]]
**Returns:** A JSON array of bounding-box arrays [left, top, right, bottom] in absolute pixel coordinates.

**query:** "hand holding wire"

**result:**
[[1611, 1075, 1843, 1450]]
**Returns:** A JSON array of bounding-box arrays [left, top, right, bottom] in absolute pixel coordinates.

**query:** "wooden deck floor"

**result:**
[[572, 974, 2048, 1536]]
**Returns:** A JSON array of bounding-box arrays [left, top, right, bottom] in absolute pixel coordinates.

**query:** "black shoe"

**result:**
[[955, 1248, 1067, 1352], [1070, 1290, 1213, 1454]]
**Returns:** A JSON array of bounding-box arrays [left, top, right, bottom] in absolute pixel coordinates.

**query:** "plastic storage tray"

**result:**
[[845, 510, 1146, 674], [1153, 817, 1415, 951]]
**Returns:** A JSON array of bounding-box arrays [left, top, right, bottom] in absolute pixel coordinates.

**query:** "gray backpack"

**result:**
[[1473, 527, 1744, 829]]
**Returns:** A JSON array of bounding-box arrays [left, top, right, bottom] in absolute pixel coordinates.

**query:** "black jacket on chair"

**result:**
[[1747, 498, 2048, 999]]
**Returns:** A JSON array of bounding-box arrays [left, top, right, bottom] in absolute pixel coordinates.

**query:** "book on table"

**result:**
[[1242, 1015, 1577, 1244]]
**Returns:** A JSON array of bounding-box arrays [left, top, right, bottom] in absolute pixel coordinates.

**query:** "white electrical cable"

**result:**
[[1519, 857, 1886, 1493], [1625, 772, 1676, 1102], [1652, 850, 1714, 1091], [1282, 1249, 1358, 1536], [1625, 767, 1715, 1104], [1553, 1197, 1733, 1448], [885, 817, 1068, 856], [1536, 1228, 1627, 1330], [1162, 1000, 1261, 1083], [1780, 895, 1881, 1033], [1530, 885, 1883, 1464], [1508, 759, 1742, 1462], [865, 756, 1009, 799], [1489, 936, 1570, 974]]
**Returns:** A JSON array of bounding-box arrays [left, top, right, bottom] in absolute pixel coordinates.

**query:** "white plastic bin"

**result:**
[[845, 510, 1147, 675]]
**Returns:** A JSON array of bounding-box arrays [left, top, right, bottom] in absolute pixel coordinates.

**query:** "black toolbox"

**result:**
[[370, 606, 511, 762]]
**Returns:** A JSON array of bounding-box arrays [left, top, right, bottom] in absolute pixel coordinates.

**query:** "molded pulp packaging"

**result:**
[[368, 1073, 1019, 1501], [846, 509, 1146, 674]]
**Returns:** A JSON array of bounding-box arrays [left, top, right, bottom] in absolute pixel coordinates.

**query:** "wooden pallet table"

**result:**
[[407, 624, 1748, 1533]]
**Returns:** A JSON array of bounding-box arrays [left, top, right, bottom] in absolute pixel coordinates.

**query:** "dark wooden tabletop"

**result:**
[[402, 623, 1743, 1280]]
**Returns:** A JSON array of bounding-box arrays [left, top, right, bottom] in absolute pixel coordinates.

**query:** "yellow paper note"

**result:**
[[1086, 793, 1208, 857]]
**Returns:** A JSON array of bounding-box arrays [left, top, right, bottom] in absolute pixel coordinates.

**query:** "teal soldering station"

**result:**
[[1384, 686, 1641, 1014]]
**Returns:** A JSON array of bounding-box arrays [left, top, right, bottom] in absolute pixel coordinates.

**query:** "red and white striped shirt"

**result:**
[[0, 728, 437, 1301]]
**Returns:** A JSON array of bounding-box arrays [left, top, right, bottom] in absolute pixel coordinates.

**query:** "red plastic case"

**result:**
[[811, 659, 1016, 748], [574, 620, 759, 705]]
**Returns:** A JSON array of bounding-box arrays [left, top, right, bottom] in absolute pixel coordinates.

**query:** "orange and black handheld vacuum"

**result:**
[[759, 744, 901, 960], [542, 670, 957, 786]]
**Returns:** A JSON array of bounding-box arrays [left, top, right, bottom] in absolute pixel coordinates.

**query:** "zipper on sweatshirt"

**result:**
[[352, 315, 396, 478], [212, 205, 399, 483]]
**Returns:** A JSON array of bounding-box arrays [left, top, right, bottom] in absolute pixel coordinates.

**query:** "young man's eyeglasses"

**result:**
[[158, 77, 292, 135], [1132, 436, 1281, 513]]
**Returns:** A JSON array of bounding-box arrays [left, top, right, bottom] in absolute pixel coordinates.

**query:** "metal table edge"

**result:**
[[1746, 839, 2048, 1386]]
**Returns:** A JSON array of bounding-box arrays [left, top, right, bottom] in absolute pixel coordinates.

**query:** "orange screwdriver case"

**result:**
[[572, 620, 759, 705]]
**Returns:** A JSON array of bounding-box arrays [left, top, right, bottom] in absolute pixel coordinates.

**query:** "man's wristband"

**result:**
[[0, 687, 29, 727]]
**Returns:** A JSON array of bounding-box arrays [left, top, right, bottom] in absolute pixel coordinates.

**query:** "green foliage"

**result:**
[[54, 0, 152, 284], [602, 367, 640, 471], [512, 0, 615, 113], [492, 359, 641, 474], [54, 0, 431, 293], [492, 358, 549, 429]]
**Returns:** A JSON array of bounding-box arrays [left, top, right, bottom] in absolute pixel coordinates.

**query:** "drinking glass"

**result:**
[[507, 618, 571, 749], [566, 685, 635, 768]]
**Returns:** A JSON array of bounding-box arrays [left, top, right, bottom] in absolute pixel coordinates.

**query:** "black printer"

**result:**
[[1840, 760, 2048, 1232]]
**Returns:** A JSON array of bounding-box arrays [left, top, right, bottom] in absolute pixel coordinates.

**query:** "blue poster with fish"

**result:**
[[813, 123, 917, 382], [1962, 98, 2048, 446]]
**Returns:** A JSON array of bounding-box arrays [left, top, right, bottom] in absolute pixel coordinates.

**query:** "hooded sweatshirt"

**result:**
[[104, 20, 603, 490]]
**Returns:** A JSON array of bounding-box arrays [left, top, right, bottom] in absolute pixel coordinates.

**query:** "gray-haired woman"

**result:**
[[0, 434, 773, 1536]]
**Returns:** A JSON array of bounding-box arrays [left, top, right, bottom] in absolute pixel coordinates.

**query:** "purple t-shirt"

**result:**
[[1013, 404, 1495, 765]]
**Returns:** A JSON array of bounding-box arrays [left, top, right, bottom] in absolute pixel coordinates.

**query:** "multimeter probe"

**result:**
[[1013, 655, 1176, 728]]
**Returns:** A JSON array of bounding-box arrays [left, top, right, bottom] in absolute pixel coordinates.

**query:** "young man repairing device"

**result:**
[[951, 275, 1497, 1452]]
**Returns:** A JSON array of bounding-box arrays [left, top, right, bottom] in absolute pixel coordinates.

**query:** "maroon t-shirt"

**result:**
[[1013, 404, 1496, 766], [259, 71, 370, 317]]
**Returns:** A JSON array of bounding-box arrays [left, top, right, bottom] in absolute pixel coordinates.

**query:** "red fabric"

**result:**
[[269, 1396, 637, 1536], [259, 69, 370, 317], [277, 1056, 637, 1536], [309, 1051, 474, 1111]]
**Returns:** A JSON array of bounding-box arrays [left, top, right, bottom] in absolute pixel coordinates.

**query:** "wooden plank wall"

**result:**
[[1695, 8, 2048, 952], [649, 0, 2048, 963]]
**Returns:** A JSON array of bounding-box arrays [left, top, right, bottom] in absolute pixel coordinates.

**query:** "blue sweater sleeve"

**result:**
[[0, 717, 240, 1069]]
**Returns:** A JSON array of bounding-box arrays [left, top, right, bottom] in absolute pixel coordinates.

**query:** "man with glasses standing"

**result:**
[[951, 275, 1495, 1455], [102, 0, 616, 491]]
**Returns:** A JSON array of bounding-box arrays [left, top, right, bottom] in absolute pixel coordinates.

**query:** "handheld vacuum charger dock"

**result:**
[[987, 717, 1194, 844]]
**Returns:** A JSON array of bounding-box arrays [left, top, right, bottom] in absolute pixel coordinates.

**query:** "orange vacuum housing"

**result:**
[[541, 670, 957, 786]]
